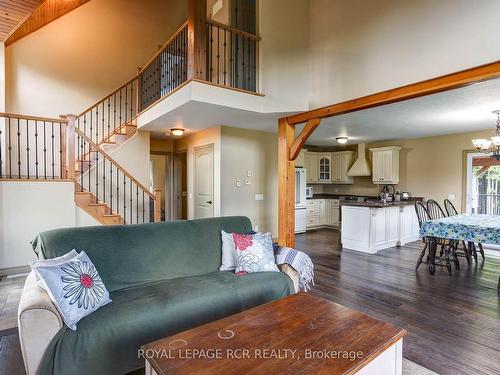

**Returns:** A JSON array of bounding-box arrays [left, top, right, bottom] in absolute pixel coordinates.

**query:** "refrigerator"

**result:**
[[295, 168, 307, 233]]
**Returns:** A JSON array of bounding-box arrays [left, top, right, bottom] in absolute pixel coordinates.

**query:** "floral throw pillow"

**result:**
[[234, 232, 279, 275], [35, 251, 111, 330]]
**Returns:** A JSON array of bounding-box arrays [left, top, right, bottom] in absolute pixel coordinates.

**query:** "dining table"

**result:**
[[419, 214, 500, 276]]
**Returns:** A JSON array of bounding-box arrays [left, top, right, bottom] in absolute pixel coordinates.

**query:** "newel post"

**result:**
[[278, 118, 296, 248], [187, 0, 207, 80], [153, 189, 162, 222]]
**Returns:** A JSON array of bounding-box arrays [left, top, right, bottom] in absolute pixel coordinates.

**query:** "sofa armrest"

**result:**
[[18, 271, 63, 375], [278, 264, 299, 293]]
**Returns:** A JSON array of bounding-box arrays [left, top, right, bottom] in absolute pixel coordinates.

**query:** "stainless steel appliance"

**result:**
[[295, 168, 307, 233]]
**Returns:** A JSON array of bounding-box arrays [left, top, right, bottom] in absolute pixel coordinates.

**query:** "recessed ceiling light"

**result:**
[[170, 128, 185, 137], [336, 136, 348, 144]]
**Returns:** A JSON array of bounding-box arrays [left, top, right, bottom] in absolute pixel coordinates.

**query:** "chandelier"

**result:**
[[472, 110, 500, 160]]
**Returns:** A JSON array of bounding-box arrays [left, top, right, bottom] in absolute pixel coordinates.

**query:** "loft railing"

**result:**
[[0, 113, 68, 179], [74, 126, 159, 224], [472, 194, 500, 215], [138, 21, 189, 111], [206, 20, 258, 93]]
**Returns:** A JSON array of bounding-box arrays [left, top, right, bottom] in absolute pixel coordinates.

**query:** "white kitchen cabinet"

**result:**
[[306, 199, 322, 228], [306, 199, 340, 229], [304, 152, 319, 182], [398, 205, 420, 245], [331, 151, 354, 184], [296, 150, 305, 168], [318, 153, 332, 182], [370, 146, 401, 184]]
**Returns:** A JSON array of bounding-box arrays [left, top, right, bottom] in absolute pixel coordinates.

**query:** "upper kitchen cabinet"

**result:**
[[304, 152, 319, 182], [296, 150, 306, 168], [370, 146, 401, 184], [318, 153, 332, 182], [331, 151, 354, 184]]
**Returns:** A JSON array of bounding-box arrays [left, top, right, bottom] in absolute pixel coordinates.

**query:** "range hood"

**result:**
[[347, 143, 372, 176]]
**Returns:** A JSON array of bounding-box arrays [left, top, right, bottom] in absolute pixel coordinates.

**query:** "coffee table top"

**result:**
[[142, 293, 406, 374]]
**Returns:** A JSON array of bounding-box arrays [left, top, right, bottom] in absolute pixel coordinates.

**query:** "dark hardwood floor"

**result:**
[[297, 228, 500, 375], [1, 229, 499, 375]]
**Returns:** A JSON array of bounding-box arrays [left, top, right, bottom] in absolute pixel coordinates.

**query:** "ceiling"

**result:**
[[0, 0, 43, 41], [0, 0, 89, 45], [147, 77, 500, 144], [304, 77, 500, 146]]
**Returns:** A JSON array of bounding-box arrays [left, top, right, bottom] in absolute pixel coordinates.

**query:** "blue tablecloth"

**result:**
[[420, 214, 500, 245]]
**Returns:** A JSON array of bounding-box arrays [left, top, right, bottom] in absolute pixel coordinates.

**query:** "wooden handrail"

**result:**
[[206, 19, 260, 41], [138, 21, 189, 75], [77, 77, 138, 117], [74, 127, 155, 200], [0, 112, 67, 123]]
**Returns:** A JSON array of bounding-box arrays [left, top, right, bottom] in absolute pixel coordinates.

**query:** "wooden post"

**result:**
[[187, 0, 207, 80], [65, 115, 76, 180], [153, 189, 162, 222], [278, 118, 296, 247]]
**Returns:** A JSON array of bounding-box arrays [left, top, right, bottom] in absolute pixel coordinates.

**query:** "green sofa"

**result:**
[[17, 216, 298, 375]]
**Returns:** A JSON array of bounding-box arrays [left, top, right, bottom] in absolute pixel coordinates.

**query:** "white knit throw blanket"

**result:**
[[275, 246, 315, 291]]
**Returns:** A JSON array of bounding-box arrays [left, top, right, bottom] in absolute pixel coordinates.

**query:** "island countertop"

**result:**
[[340, 199, 423, 208]]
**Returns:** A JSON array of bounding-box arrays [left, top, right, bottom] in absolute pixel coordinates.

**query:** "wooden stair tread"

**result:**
[[103, 213, 121, 217], [88, 202, 107, 207]]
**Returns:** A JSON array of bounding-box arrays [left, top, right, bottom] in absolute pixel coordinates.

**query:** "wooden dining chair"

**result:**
[[444, 199, 479, 263], [414, 202, 430, 270], [426, 199, 459, 272]]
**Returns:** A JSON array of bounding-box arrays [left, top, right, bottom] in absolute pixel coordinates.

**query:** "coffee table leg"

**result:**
[[428, 237, 437, 275]]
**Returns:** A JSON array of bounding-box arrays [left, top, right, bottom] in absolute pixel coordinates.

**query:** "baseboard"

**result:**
[[0, 265, 30, 277]]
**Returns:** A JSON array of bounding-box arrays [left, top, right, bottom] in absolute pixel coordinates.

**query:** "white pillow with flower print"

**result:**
[[35, 250, 111, 330], [31, 249, 78, 290], [233, 232, 279, 275]]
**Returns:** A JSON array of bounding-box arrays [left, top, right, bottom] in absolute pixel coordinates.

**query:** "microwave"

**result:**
[[306, 187, 313, 198]]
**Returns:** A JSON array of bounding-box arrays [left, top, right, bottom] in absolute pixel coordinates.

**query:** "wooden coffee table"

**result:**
[[142, 293, 406, 374]]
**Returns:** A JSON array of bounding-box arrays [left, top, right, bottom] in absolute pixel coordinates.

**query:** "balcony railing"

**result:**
[[471, 194, 500, 215]]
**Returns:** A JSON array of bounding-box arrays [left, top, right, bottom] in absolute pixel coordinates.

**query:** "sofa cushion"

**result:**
[[32, 217, 253, 292], [38, 271, 294, 375]]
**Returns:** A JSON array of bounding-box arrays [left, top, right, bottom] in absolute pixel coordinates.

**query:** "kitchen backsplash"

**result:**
[[308, 176, 383, 196]]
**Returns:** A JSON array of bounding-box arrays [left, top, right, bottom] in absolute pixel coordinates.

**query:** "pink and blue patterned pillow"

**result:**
[[33, 250, 111, 330], [233, 232, 279, 275]]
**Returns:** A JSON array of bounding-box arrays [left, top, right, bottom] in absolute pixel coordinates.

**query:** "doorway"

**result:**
[[150, 152, 171, 221], [173, 151, 187, 220], [466, 152, 500, 215], [194, 144, 214, 219]]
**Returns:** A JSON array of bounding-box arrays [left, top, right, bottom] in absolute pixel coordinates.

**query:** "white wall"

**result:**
[[221, 126, 278, 236], [0, 181, 76, 269], [308, 0, 500, 107], [173, 126, 221, 218], [259, 0, 310, 112], [5, 0, 187, 117]]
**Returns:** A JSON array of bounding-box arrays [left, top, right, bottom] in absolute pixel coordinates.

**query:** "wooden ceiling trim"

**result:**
[[4, 0, 90, 46], [0, 0, 43, 42]]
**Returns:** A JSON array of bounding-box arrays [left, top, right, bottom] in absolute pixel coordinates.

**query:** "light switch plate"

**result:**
[[245, 179, 251, 186], [255, 194, 264, 201], [247, 170, 252, 177], [236, 179, 242, 187]]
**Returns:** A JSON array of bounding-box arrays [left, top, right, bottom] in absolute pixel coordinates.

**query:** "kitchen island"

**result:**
[[341, 200, 420, 254]]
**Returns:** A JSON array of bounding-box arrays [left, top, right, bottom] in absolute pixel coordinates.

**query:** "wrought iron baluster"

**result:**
[[136, 185, 139, 224], [80, 137, 84, 191], [223, 28, 227, 85], [26, 119, 30, 179], [43, 121, 47, 179], [51, 122, 55, 179], [8, 118, 12, 178], [95, 149, 99, 203], [34, 120, 39, 179], [17, 119, 21, 178], [110, 162, 113, 214], [142, 191, 145, 223], [216, 26, 220, 84], [130, 179, 133, 224], [123, 174, 126, 224]]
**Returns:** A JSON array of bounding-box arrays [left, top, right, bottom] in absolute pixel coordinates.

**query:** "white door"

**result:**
[[194, 144, 214, 219]]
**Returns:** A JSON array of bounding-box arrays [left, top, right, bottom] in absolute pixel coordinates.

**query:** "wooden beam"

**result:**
[[187, 0, 207, 80], [278, 118, 296, 247], [474, 165, 490, 177], [5, 0, 90, 46], [289, 118, 320, 161], [286, 61, 500, 125]]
